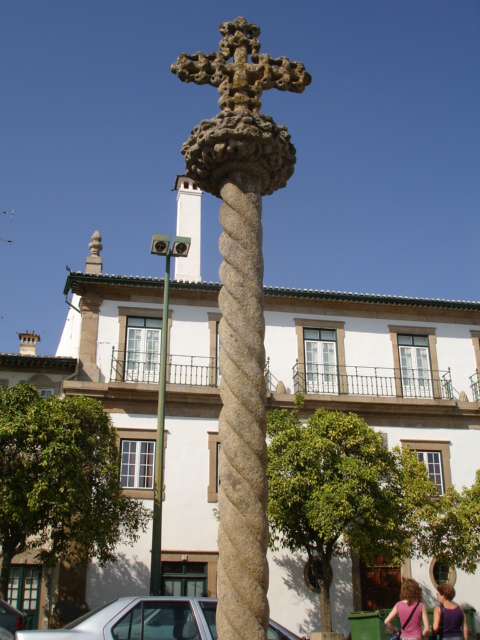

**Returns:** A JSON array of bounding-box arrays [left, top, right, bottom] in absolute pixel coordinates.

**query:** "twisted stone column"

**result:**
[[171, 17, 310, 640], [217, 173, 269, 639], [179, 111, 296, 640]]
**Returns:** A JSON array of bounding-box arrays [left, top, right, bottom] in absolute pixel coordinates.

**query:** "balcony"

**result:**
[[470, 371, 479, 402], [293, 362, 454, 400], [109, 349, 454, 401], [109, 350, 274, 390], [110, 350, 219, 386]]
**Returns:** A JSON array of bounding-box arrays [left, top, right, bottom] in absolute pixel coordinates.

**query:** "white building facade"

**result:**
[[53, 182, 480, 637]]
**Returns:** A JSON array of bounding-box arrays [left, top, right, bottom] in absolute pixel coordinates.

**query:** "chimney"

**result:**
[[19, 331, 41, 355], [85, 230, 103, 274], [173, 176, 202, 282]]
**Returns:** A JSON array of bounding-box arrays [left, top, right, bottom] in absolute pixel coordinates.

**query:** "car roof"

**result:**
[[0, 599, 26, 617]]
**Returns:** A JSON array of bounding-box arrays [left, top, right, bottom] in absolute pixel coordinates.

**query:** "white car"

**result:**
[[0, 626, 14, 640], [15, 596, 305, 640]]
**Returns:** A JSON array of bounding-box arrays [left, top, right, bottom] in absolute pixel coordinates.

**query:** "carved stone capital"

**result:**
[[181, 111, 296, 198]]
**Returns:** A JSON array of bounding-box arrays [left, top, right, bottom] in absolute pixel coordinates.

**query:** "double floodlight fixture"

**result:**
[[151, 234, 191, 258]]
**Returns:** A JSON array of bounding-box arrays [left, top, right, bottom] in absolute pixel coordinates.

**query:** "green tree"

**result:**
[[0, 383, 150, 600], [267, 396, 438, 633], [419, 469, 480, 573]]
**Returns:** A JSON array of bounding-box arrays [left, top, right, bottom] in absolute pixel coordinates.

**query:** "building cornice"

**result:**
[[64, 271, 480, 313], [0, 354, 77, 372]]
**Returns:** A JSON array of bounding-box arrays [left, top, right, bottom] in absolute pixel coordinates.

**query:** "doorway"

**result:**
[[360, 557, 401, 611], [8, 565, 42, 629]]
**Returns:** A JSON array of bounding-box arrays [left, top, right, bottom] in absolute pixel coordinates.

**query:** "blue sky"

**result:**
[[1, 1, 479, 355]]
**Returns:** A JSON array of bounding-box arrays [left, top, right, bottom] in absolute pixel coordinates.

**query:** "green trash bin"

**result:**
[[463, 607, 476, 638], [348, 610, 395, 640]]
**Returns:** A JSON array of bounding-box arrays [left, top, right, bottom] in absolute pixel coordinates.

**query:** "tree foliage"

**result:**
[[419, 469, 480, 573], [267, 396, 439, 632], [0, 384, 150, 599]]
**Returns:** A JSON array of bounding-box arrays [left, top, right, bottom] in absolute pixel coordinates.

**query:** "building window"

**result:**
[[161, 552, 218, 598], [304, 328, 338, 394], [401, 439, 452, 496], [398, 335, 433, 398], [125, 317, 162, 383], [294, 319, 346, 395], [433, 562, 450, 584], [120, 440, 155, 489], [162, 561, 208, 597], [208, 313, 222, 387], [416, 450, 444, 494], [207, 432, 221, 502], [429, 558, 456, 589], [7, 565, 42, 628], [38, 387, 54, 398], [304, 557, 323, 593], [389, 326, 444, 399], [470, 331, 480, 373], [217, 327, 222, 385]]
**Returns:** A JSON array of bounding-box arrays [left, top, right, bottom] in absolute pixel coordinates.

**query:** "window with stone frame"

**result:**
[[207, 432, 221, 502], [117, 428, 163, 499], [389, 326, 443, 399], [120, 439, 155, 489], [397, 334, 433, 398], [124, 317, 162, 383], [303, 328, 338, 394], [429, 559, 456, 588], [400, 439, 451, 496], [115, 307, 171, 385], [208, 313, 222, 387], [294, 318, 346, 395]]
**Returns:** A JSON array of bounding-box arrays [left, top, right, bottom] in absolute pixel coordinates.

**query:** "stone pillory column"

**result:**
[[172, 17, 310, 640]]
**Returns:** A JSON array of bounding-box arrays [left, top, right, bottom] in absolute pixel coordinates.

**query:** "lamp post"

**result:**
[[149, 233, 191, 596]]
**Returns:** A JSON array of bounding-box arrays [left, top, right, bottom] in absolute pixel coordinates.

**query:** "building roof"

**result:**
[[64, 271, 480, 312], [0, 353, 77, 370]]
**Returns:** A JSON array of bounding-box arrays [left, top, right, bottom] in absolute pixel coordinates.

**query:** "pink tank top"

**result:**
[[397, 601, 422, 639]]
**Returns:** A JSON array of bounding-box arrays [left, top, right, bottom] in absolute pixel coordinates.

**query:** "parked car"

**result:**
[[14, 596, 304, 640], [0, 626, 14, 640], [0, 600, 26, 634]]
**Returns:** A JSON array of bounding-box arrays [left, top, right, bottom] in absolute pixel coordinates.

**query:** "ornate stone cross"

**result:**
[[172, 17, 310, 640], [172, 16, 311, 113]]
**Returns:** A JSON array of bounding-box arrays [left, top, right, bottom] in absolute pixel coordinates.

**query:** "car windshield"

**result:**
[[63, 600, 115, 628]]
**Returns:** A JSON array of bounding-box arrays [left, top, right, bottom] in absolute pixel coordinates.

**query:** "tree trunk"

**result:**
[[0, 548, 14, 601], [318, 558, 334, 633]]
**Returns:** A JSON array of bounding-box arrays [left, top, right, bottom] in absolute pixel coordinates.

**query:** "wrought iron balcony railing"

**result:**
[[110, 349, 219, 386], [293, 361, 454, 400], [109, 349, 454, 400], [470, 370, 479, 402], [110, 349, 273, 390]]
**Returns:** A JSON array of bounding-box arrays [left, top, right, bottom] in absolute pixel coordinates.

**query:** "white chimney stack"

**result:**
[[19, 331, 41, 355], [173, 176, 202, 282]]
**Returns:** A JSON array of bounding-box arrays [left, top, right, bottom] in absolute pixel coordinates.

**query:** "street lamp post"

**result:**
[[149, 233, 191, 596]]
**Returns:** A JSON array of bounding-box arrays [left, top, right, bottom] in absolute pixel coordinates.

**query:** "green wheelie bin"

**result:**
[[348, 610, 395, 640]]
